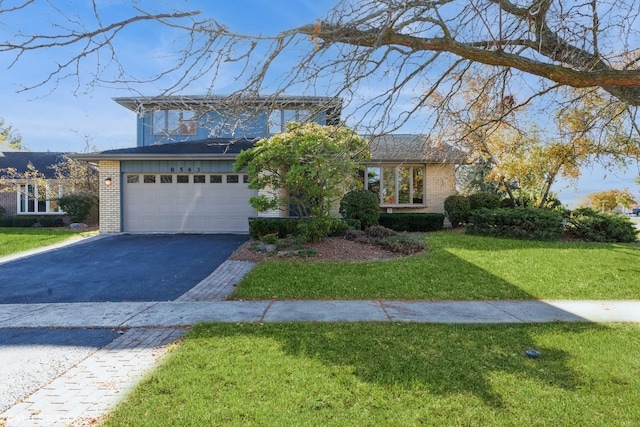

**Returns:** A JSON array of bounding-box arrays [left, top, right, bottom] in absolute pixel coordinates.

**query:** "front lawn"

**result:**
[[0, 227, 94, 257], [231, 231, 640, 300], [104, 322, 640, 426]]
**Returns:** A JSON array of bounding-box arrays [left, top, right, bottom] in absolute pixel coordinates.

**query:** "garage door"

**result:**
[[123, 173, 258, 233]]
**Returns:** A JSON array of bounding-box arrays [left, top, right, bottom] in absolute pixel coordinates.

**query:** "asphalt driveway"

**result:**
[[0, 234, 247, 304]]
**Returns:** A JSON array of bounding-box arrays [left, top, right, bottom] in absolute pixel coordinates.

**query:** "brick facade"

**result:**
[[0, 186, 17, 216], [98, 160, 121, 233], [383, 164, 456, 214]]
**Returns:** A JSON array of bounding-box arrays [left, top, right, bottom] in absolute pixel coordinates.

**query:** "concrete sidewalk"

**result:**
[[2, 299, 640, 328]]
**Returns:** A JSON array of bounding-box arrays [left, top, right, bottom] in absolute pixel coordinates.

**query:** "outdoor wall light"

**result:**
[[105, 177, 113, 187]]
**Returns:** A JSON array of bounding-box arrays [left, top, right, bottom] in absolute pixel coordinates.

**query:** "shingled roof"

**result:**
[[368, 134, 468, 164], [74, 138, 256, 161], [0, 152, 66, 179]]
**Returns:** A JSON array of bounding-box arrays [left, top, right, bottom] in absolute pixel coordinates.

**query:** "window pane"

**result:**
[[127, 175, 139, 183], [160, 175, 173, 183], [210, 175, 222, 183], [177, 175, 189, 183], [144, 175, 156, 183], [167, 110, 181, 134], [152, 110, 165, 134], [243, 175, 250, 184], [398, 166, 411, 204], [194, 175, 205, 183], [382, 167, 396, 204], [367, 167, 381, 202], [283, 109, 297, 126], [268, 110, 282, 134], [413, 167, 424, 204], [227, 175, 239, 183], [180, 111, 196, 134]]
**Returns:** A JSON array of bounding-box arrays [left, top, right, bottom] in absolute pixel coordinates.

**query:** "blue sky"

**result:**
[[0, 0, 638, 207]]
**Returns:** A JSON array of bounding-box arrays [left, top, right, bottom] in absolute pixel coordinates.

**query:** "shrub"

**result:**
[[342, 218, 361, 230], [365, 225, 396, 238], [297, 218, 333, 243], [467, 207, 564, 240], [378, 213, 445, 232], [0, 216, 64, 227], [57, 195, 93, 223], [565, 208, 639, 243], [444, 195, 471, 227], [378, 233, 426, 255], [339, 190, 380, 230], [259, 233, 279, 245], [327, 218, 350, 237], [468, 192, 501, 210], [249, 218, 299, 239]]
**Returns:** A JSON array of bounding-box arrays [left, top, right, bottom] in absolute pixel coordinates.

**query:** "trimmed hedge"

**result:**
[[444, 195, 471, 227], [248, 217, 299, 239], [339, 190, 380, 230], [468, 192, 501, 210], [466, 208, 564, 240], [0, 216, 65, 228], [378, 213, 445, 232], [565, 208, 639, 243]]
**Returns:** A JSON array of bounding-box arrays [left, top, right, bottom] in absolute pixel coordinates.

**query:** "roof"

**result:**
[[73, 138, 257, 161], [0, 152, 67, 179], [113, 94, 343, 113], [368, 134, 468, 164]]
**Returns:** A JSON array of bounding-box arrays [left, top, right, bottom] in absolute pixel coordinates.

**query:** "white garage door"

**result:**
[[123, 173, 258, 233]]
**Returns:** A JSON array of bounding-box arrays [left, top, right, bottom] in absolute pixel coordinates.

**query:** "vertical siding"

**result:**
[[99, 160, 121, 233]]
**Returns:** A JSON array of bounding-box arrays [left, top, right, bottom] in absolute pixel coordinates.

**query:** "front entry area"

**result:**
[[122, 172, 257, 233]]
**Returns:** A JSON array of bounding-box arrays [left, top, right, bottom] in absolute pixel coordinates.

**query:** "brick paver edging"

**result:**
[[0, 327, 185, 427]]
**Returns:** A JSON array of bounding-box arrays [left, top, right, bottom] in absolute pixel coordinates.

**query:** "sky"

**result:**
[[0, 0, 638, 208]]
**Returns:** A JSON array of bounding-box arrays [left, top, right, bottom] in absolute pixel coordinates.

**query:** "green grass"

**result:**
[[231, 231, 640, 300], [104, 322, 640, 426], [0, 227, 95, 257]]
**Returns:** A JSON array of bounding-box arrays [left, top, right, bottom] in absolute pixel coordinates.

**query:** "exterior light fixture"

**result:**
[[105, 177, 113, 186]]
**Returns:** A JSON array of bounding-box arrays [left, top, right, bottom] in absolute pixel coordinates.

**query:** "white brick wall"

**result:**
[[98, 161, 121, 233]]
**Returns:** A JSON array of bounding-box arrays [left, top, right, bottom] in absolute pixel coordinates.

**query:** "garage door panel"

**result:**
[[123, 174, 257, 233]]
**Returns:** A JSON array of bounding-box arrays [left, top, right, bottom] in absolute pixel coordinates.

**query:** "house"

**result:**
[[0, 147, 67, 217], [365, 134, 464, 214], [76, 95, 462, 234]]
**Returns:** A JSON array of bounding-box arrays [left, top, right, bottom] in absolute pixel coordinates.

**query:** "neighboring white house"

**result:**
[[0, 148, 67, 217]]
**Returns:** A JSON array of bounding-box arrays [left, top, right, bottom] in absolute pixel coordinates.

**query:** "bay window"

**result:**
[[365, 165, 425, 206]]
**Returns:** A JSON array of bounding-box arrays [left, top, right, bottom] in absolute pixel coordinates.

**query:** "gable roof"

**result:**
[[73, 138, 256, 161], [368, 134, 468, 164], [0, 152, 66, 179]]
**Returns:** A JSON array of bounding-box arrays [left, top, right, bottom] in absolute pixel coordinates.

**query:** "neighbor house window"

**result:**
[[365, 166, 425, 206], [17, 183, 64, 214], [152, 109, 196, 135]]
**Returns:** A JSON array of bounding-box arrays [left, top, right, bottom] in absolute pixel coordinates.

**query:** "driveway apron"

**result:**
[[0, 234, 247, 304]]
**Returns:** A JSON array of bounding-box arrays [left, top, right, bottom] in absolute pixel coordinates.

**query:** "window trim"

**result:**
[[16, 182, 65, 215], [365, 165, 426, 207]]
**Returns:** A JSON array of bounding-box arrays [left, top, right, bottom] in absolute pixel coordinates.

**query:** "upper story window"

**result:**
[[365, 166, 425, 206], [17, 183, 64, 215], [268, 109, 312, 134], [152, 110, 196, 135]]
